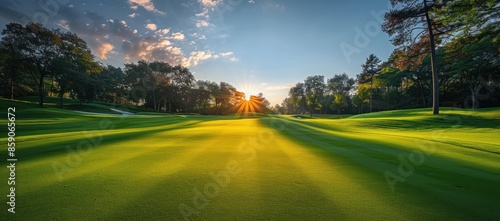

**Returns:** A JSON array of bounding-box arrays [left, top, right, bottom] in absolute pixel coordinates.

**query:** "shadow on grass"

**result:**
[[0, 120, 208, 164], [351, 113, 500, 130], [346, 107, 500, 129], [256, 117, 500, 220]]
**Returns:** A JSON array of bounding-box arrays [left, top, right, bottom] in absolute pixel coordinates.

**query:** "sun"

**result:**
[[230, 91, 266, 118], [230, 98, 265, 118], [238, 83, 260, 101], [233, 80, 265, 117]]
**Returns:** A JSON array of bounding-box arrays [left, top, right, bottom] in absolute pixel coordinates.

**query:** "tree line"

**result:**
[[0, 22, 271, 115], [276, 0, 499, 115]]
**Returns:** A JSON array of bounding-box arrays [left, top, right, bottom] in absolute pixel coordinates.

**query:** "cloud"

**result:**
[[196, 20, 209, 28], [56, 6, 185, 65], [229, 57, 238, 62], [191, 33, 207, 40], [249, 0, 255, 3], [122, 36, 184, 64], [265, 85, 293, 91], [170, 32, 185, 41], [128, 13, 138, 18], [58, 6, 137, 40], [28, 4, 227, 68], [97, 43, 114, 60], [198, 0, 223, 8], [155, 28, 170, 36], [128, 0, 165, 15], [57, 19, 70, 30], [195, 9, 209, 17], [145, 23, 157, 31], [182, 50, 214, 67], [194, 0, 223, 29], [219, 52, 233, 57]]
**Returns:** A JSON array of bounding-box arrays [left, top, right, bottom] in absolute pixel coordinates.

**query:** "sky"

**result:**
[[0, 0, 395, 105]]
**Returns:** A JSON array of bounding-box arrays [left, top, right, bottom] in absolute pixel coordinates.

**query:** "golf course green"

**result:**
[[1, 98, 499, 220]]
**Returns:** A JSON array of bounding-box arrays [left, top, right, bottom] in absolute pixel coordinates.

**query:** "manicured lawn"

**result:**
[[1, 99, 499, 220]]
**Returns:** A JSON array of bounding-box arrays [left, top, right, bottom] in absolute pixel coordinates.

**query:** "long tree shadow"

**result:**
[[7, 114, 187, 138], [0, 120, 208, 164], [257, 117, 500, 220], [349, 112, 500, 130], [13, 132, 218, 220]]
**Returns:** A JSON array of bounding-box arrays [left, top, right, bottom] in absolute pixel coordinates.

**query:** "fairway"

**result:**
[[1, 102, 499, 220]]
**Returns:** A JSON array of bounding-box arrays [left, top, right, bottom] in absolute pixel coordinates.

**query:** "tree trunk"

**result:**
[[38, 76, 45, 107], [10, 79, 14, 100], [152, 90, 157, 112], [422, 94, 427, 108], [59, 88, 65, 108], [471, 88, 477, 109], [470, 84, 483, 109], [424, 0, 439, 115], [370, 77, 373, 113], [50, 78, 55, 97]]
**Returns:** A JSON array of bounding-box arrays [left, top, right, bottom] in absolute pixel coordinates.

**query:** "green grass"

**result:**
[[8, 96, 155, 114], [291, 113, 353, 119], [0, 100, 499, 220]]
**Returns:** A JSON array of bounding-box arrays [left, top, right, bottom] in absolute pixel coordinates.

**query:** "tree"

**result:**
[[149, 61, 173, 112], [359, 54, 381, 113], [51, 31, 101, 107], [193, 80, 215, 113], [447, 33, 500, 108], [438, 0, 500, 40], [97, 65, 126, 103], [171, 65, 195, 113], [383, 0, 445, 114], [304, 75, 325, 117], [255, 92, 271, 113], [280, 98, 295, 114], [1, 23, 61, 106], [289, 82, 306, 114], [319, 94, 334, 114], [0, 35, 31, 99], [213, 82, 236, 115], [328, 73, 355, 114], [273, 103, 286, 114], [124, 60, 154, 106]]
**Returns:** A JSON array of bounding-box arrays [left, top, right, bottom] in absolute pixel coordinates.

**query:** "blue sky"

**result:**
[[0, 0, 395, 105]]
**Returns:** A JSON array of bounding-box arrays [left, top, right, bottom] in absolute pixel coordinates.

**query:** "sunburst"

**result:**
[[230, 95, 265, 118]]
